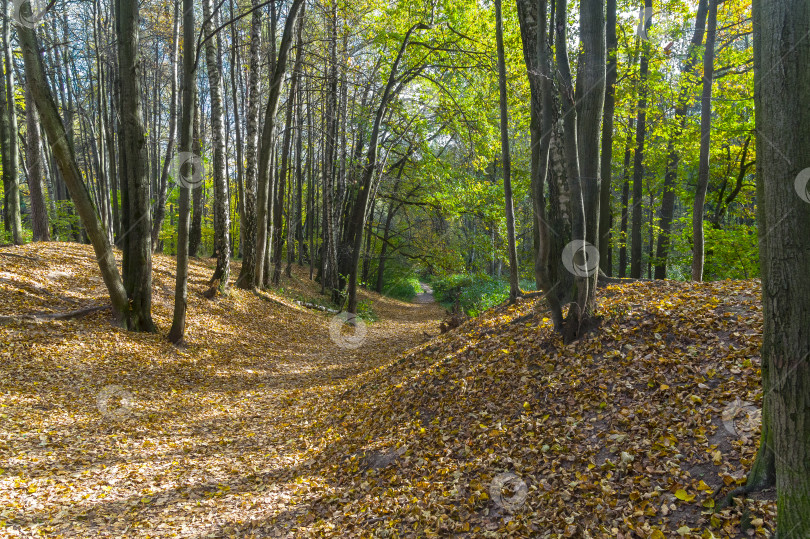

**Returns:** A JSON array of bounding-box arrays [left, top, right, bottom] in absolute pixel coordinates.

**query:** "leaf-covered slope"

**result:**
[[0, 242, 443, 537], [287, 280, 774, 537]]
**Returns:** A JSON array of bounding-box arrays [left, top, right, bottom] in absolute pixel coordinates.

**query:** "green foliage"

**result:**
[[379, 264, 423, 301], [431, 273, 533, 316], [49, 201, 81, 241]]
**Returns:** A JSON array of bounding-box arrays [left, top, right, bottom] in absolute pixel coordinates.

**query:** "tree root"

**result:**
[[0, 305, 110, 324], [714, 472, 775, 511]]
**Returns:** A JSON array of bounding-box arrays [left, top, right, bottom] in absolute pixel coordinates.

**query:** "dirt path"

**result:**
[[413, 282, 435, 304], [0, 243, 445, 537]]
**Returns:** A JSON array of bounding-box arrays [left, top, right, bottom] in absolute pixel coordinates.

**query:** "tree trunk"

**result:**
[[117, 0, 155, 332], [654, 0, 709, 279], [630, 2, 652, 279], [691, 0, 718, 282], [255, 0, 304, 288], [236, 1, 262, 288], [345, 22, 429, 314], [598, 0, 617, 276], [202, 0, 230, 292], [750, 0, 810, 532], [25, 83, 50, 241], [16, 7, 130, 323], [151, 0, 180, 251], [1, 0, 23, 244], [168, 0, 196, 345], [189, 96, 203, 258], [494, 0, 520, 302]]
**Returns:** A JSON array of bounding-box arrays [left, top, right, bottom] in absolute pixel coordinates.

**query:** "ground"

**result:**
[[0, 243, 775, 537]]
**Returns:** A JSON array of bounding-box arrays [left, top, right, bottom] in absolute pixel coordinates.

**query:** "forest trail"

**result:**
[[0, 243, 445, 537], [0, 243, 776, 536], [413, 282, 435, 304]]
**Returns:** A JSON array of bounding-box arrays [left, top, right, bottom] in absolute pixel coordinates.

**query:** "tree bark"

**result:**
[[691, 0, 718, 282], [630, 1, 652, 279], [16, 7, 131, 324], [117, 0, 155, 332], [494, 0, 520, 303], [202, 0, 230, 291], [168, 0, 196, 344], [1, 0, 23, 245], [25, 83, 50, 241], [598, 0, 617, 275], [750, 0, 810, 532], [236, 0, 262, 288]]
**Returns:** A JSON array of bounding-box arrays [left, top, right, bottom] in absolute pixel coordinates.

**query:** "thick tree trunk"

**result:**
[[168, 0, 196, 345], [202, 0, 230, 292], [16, 8, 131, 323], [117, 0, 155, 332], [748, 0, 810, 532], [25, 83, 50, 241], [576, 0, 605, 304], [494, 0, 520, 303], [691, 0, 718, 282]]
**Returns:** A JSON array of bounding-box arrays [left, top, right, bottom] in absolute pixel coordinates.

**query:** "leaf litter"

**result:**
[[0, 244, 774, 537]]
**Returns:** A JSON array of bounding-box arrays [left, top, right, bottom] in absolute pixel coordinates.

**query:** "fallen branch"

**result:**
[[0, 304, 110, 324], [0, 252, 41, 262]]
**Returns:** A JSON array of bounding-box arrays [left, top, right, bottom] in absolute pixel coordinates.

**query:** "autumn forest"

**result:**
[[0, 0, 808, 535]]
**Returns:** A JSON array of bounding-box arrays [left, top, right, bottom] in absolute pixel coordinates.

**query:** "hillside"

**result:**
[[0, 244, 773, 537]]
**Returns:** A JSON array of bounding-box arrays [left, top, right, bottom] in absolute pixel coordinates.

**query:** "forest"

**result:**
[[0, 0, 808, 535]]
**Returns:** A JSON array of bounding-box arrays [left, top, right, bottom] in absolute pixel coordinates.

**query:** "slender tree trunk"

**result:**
[[26, 83, 50, 241], [1, 0, 23, 244], [237, 1, 262, 288], [691, 0, 718, 282], [598, 0, 617, 275], [750, 0, 810, 532], [202, 0, 230, 291], [630, 2, 652, 279], [255, 0, 304, 288], [654, 0, 709, 279], [151, 0, 180, 251], [494, 0, 520, 302], [168, 0, 196, 344], [189, 96, 203, 257], [345, 22, 428, 314]]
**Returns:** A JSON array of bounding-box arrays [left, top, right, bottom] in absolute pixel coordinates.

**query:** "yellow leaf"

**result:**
[[675, 489, 695, 502]]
